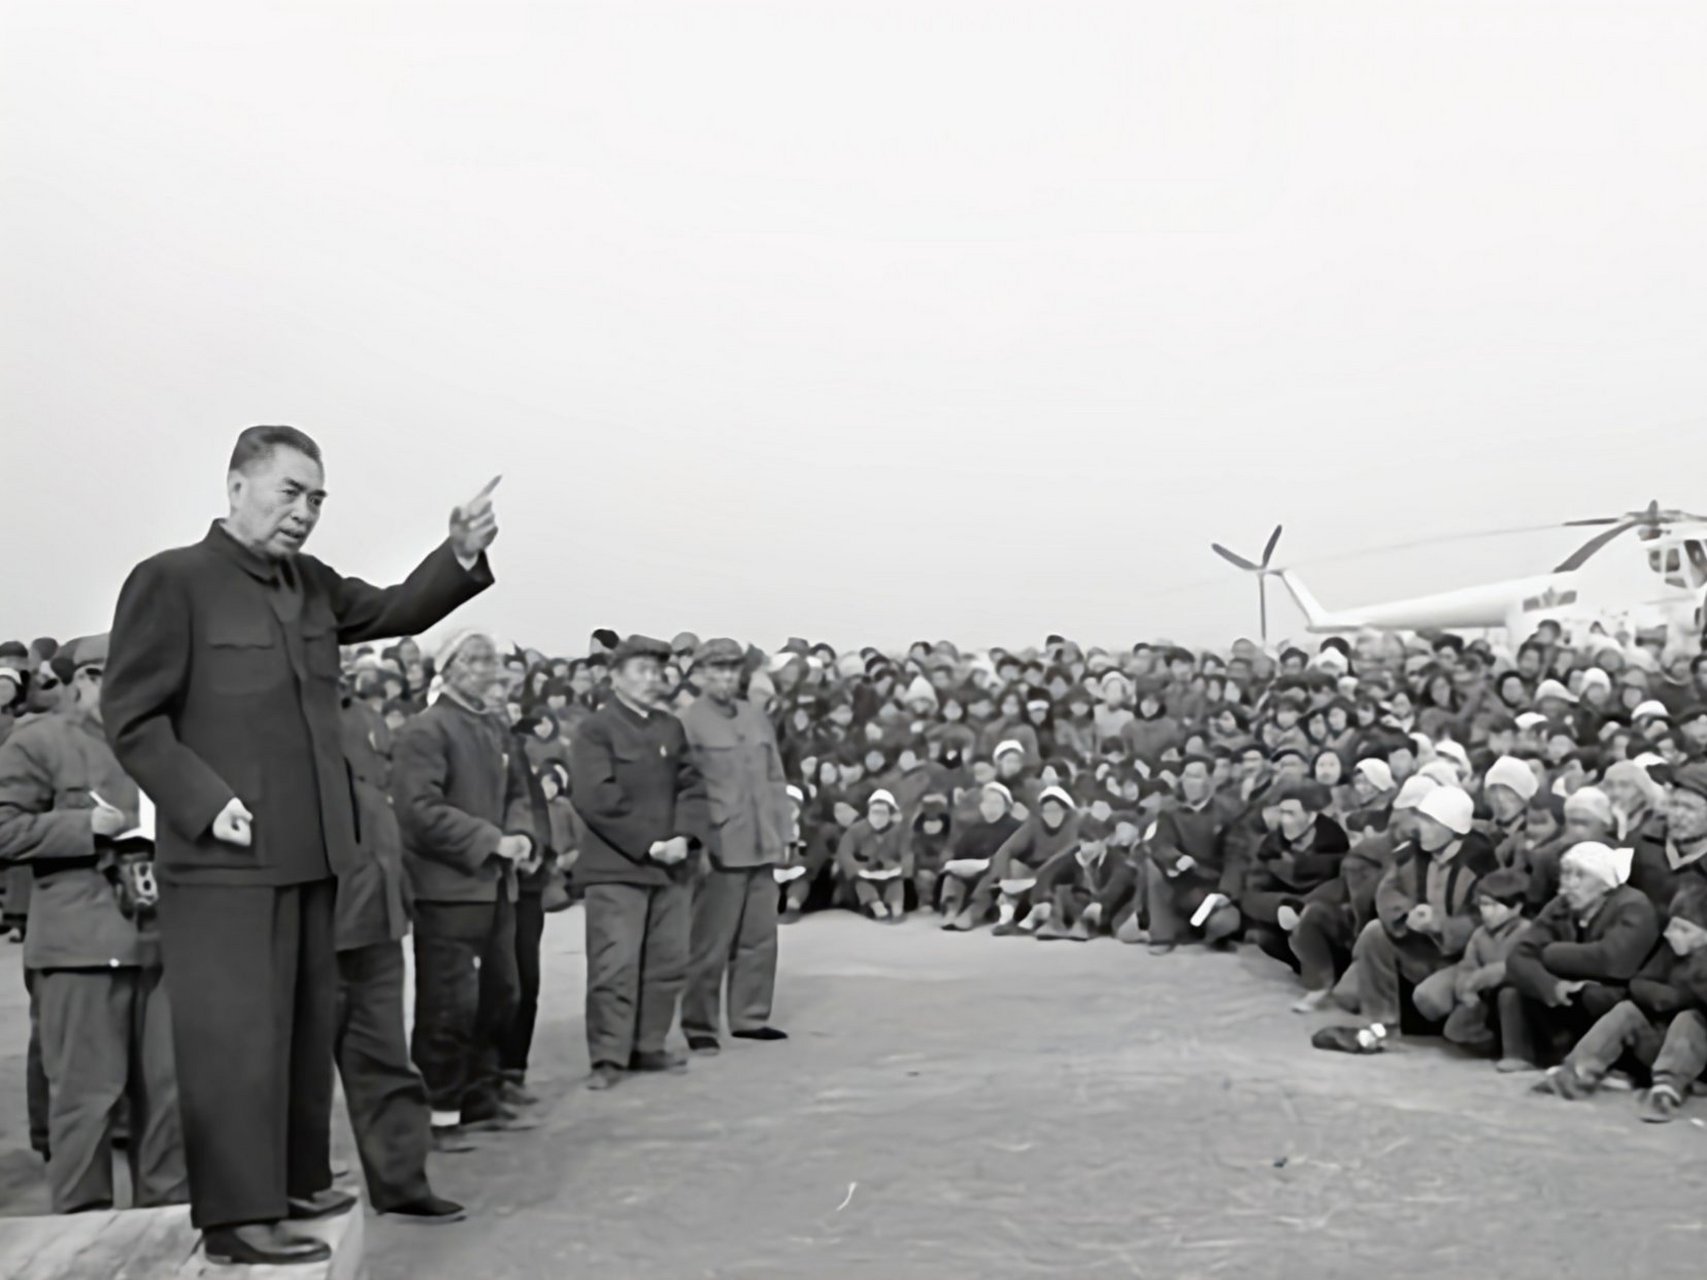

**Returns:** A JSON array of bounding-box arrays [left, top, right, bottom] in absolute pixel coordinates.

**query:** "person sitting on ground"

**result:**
[[1478, 755, 1539, 868], [1031, 817, 1118, 942], [1313, 786, 1496, 1055], [1408, 866, 1532, 1056], [939, 782, 1023, 928], [1505, 841, 1660, 1074], [905, 792, 954, 912], [834, 790, 911, 922], [1290, 775, 1442, 1013], [970, 786, 1081, 937], [1238, 781, 1350, 982], [1531, 880, 1707, 1119], [1628, 762, 1707, 914], [1143, 755, 1242, 955]]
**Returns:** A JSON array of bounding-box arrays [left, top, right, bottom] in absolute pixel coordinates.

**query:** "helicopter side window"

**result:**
[[1686, 539, 1707, 588]]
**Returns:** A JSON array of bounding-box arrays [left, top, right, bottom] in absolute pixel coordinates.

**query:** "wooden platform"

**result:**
[[0, 1202, 364, 1280]]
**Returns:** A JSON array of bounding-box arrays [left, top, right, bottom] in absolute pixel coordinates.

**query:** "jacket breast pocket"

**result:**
[[302, 617, 341, 682], [203, 620, 281, 695]]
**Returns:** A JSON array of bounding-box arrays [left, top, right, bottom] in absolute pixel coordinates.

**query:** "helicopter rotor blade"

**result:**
[[1563, 517, 1624, 527], [1211, 543, 1262, 573], [1553, 520, 1640, 573], [1260, 524, 1284, 568]]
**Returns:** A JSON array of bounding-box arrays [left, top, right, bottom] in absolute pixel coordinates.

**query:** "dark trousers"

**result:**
[[24, 967, 49, 1158], [1143, 862, 1240, 945], [335, 941, 433, 1211], [684, 865, 779, 1039], [156, 879, 336, 1230], [411, 897, 518, 1121], [1290, 903, 1356, 993], [36, 966, 186, 1213], [498, 891, 546, 1078], [584, 881, 689, 1069]]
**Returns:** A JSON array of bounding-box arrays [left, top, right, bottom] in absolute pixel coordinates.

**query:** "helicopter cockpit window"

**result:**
[[1685, 539, 1707, 588], [1650, 544, 1690, 591]]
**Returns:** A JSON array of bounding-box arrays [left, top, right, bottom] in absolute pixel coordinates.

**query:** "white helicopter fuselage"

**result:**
[[1274, 523, 1707, 647]]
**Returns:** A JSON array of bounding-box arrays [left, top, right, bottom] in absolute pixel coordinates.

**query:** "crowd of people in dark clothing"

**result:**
[[7, 612, 1707, 1224]]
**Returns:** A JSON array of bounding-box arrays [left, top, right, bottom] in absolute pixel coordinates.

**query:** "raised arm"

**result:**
[[317, 541, 494, 647]]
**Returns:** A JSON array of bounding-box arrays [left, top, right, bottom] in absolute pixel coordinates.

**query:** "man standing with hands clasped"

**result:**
[[393, 628, 538, 1140], [570, 635, 710, 1090], [679, 638, 792, 1055], [103, 426, 499, 1265]]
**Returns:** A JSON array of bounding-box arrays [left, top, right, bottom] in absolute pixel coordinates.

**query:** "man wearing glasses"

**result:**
[[103, 426, 498, 1266], [0, 634, 188, 1213]]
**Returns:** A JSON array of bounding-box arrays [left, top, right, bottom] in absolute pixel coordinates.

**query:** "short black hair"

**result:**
[[229, 424, 322, 474]]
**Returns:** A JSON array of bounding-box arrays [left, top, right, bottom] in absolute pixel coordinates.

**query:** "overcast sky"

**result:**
[[5, 2, 1706, 655]]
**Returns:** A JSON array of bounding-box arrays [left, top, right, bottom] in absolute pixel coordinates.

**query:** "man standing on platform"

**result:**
[[570, 635, 709, 1090], [103, 425, 497, 1266], [679, 638, 792, 1055]]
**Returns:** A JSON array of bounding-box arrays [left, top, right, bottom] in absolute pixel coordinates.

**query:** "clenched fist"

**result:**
[[212, 798, 254, 848]]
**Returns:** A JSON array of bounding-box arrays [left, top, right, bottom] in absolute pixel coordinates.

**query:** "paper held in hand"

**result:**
[[1190, 892, 1231, 929], [773, 865, 807, 884], [858, 866, 903, 881], [93, 790, 156, 843], [999, 877, 1036, 896], [942, 858, 990, 878]]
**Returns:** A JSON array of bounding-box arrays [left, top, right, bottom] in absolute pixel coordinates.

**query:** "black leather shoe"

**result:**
[[686, 1034, 721, 1055], [204, 1224, 333, 1266], [286, 1188, 358, 1220], [383, 1194, 467, 1224], [731, 1026, 788, 1042]]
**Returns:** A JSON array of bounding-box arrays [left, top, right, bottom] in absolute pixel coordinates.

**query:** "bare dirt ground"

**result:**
[[4, 910, 1707, 1279]]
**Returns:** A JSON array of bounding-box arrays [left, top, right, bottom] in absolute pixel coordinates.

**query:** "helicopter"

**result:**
[[1210, 501, 1707, 649]]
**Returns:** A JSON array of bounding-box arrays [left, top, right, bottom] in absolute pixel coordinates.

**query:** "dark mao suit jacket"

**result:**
[[103, 522, 492, 887]]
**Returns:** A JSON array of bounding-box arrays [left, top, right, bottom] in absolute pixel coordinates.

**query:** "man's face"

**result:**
[[1414, 813, 1454, 853], [1666, 790, 1707, 842], [1238, 749, 1264, 779], [1276, 799, 1312, 841], [1180, 762, 1212, 805], [1276, 755, 1308, 784], [446, 638, 498, 708], [71, 664, 104, 723], [228, 446, 325, 557], [1559, 861, 1607, 913], [1486, 784, 1527, 823], [1683, 716, 1707, 749], [699, 662, 742, 703], [612, 656, 665, 708]]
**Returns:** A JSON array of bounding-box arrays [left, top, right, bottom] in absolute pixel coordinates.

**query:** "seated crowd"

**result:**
[[6, 613, 1707, 1206]]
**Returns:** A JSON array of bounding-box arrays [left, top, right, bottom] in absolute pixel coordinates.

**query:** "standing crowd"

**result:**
[[5, 431, 1707, 1268]]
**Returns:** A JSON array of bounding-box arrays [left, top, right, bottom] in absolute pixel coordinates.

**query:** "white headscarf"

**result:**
[[1562, 841, 1634, 892], [429, 628, 504, 708]]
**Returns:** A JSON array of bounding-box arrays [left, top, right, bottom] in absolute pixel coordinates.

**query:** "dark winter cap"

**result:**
[[611, 634, 671, 667], [692, 637, 745, 670], [1473, 867, 1530, 907]]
